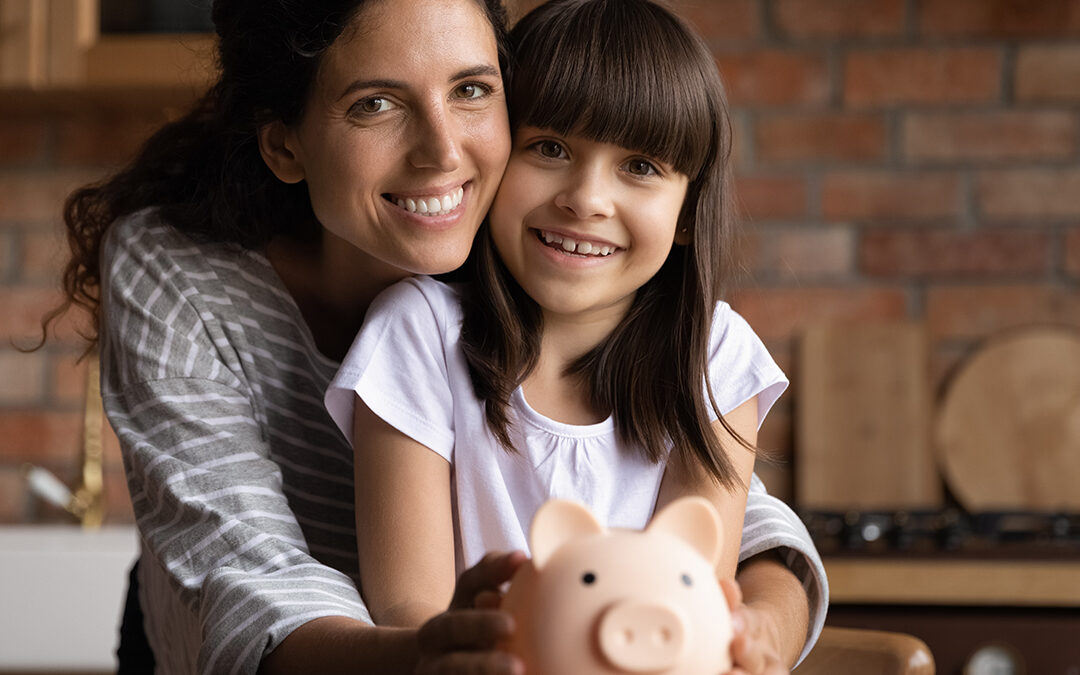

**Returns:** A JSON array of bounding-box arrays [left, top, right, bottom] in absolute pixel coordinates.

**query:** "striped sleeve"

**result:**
[[739, 475, 828, 666], [101, 218, 370, 675]]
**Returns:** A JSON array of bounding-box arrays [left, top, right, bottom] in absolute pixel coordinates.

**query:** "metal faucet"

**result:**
[[22, 350, 105, 528]]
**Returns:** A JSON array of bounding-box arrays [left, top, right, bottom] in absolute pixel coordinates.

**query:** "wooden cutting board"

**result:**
[[796, 321, 943, 511], [935, 327, 1080, 512]]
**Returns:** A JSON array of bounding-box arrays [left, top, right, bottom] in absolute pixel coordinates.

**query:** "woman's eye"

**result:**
[[626, 158, 659, 176], [455, 83, 489, 100], [534, 140, 566, 159], [354, 97, 392, 115]]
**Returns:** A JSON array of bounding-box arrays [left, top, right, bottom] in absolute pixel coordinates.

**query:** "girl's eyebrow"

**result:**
[[337, 65, 501, 102]]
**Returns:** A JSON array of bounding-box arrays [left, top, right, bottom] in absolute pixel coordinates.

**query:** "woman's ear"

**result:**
[[257, 120, 305, 184]]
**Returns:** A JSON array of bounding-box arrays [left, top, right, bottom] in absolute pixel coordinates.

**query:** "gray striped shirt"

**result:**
[[101, 209, 826, 674]]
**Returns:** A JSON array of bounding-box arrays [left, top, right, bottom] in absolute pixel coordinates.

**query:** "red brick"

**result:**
[[729, 287, 909, 342], [903, 111, 1078, 163], [822, 171, 961, 222], [740, 226, 855, 281], [0, 171, 100, 224], [716, 50, 830, 107], [920, 0, 1080, 37], [0, 287, 94, 346], [1066, 228, 1080, 279], [55, 112, 164, 167], [926, 284, 1080, 340], [774, 226, 856, 279], [978, 169, 1080, 220], [755, 113, 888, 164], [0, 118, 49, 165], [49, 350, 90, 407], [844, 48, 1002, 106], [0, 231, 11, 279], [860, 229, 1051, 278], [0, 411, 83, 464], [20, 227, 66, 283], [0, 466, 28, 523], [773, 0, 905, 38], [1016, 46, 1080, 102], [667, 0, 760, 42], [0, 349, 47, 406], [735, 175, 809, 220]]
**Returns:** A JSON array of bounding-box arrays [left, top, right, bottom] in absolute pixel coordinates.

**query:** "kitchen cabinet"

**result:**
[[0, 0, 214, 89]]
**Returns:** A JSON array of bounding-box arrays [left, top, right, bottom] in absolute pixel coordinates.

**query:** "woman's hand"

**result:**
[[415, 551, 527, 675], [720, 579, 791, 675]]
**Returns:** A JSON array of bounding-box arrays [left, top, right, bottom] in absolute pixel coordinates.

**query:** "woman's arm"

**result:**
[[352, 397, 458, 627]]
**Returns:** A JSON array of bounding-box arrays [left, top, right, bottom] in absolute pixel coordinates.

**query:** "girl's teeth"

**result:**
[[394, 187, 464, 216], [539, 230, 614, 257]]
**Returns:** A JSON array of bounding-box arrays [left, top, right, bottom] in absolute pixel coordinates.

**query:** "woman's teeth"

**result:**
[[539, 230, 616, 256], [394, 187, 464, 216]]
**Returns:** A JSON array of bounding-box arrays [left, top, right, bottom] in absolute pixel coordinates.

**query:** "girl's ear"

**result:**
[[257, 120, 305, 184], [673, 225, 692, 246]]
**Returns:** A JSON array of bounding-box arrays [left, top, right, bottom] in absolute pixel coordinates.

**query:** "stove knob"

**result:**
[[964, 643, 1023, 675]]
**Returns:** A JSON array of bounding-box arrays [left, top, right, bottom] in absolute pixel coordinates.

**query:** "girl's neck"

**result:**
[[520, 305, 628, 425], [266, 229, 409, 362]]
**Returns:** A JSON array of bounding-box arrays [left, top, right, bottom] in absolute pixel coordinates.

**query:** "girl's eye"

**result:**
[[454, 83, 489, 100], [353, 97, 393, 115], [534, 140, 567, 159], [626, 158, 659, 176]]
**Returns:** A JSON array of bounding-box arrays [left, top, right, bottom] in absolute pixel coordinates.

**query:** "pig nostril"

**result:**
[[654, 627, 672, 645], [622, 629, 635, 645]]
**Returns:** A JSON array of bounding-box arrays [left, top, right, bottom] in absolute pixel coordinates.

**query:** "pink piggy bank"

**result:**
[[501, 496, 733, 675]]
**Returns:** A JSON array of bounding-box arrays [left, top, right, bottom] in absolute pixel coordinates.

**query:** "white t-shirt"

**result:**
[[326, 275, 788, 573]]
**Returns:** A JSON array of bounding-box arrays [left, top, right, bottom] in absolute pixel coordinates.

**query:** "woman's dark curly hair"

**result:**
[[45, 0, 509, 347]]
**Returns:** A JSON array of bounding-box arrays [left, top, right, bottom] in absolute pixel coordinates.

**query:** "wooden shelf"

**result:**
[[825, 557, 1080, 607]]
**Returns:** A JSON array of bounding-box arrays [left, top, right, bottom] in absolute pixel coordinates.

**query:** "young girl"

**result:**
[[326, 0, 820, 668]]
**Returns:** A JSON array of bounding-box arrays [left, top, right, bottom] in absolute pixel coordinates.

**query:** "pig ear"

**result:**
[[646, 496, 723, 566], [530, 499, 605, 569]]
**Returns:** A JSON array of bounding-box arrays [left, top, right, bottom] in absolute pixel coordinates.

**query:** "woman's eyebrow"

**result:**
[[337, 64, 501, 101]]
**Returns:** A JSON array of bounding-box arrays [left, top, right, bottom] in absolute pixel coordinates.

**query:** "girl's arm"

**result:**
[[654, 396, 760, 579], [352, 396, 458, 627]]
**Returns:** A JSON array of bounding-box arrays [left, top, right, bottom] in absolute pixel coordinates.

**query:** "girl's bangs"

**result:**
[[508, 0, 718, 178]]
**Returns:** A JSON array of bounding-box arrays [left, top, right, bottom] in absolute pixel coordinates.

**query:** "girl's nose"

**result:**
[[407, 105, 462, 172], [554, 168, 615, 219]]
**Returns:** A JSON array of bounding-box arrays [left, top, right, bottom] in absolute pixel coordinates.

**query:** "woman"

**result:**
[[53, 0, 825, 672]]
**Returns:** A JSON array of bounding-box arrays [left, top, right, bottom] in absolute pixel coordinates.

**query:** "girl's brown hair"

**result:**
[[460, 0, 748, 488]]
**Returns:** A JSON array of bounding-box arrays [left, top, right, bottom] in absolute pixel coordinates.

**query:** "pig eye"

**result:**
[[582, 572, 597, 585], [681, 573, 693, 587]]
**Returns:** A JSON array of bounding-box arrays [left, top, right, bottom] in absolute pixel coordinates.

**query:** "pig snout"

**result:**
[[597, 600, 686, 672]]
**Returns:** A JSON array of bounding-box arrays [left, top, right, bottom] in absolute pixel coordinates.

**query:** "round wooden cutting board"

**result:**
[[935, 327, 1080, 512]]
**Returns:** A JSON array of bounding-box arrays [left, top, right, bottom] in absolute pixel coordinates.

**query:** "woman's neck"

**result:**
[[266, 229, 409, 362]]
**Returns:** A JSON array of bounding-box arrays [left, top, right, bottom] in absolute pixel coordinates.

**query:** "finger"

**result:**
[[474, 590, 502, 610], [418, 609, 516, 654], [452, 551, 528, 609], [729, 632, 766, 675]]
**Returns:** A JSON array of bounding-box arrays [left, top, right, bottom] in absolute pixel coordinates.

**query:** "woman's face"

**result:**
[[284, 0, 510, 276]]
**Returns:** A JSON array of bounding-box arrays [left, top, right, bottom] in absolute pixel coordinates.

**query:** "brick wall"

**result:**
[[1, 0, 1079, 522]]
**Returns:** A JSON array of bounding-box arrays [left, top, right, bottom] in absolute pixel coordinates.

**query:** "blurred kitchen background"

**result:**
[[1, 0, 1079, 673]]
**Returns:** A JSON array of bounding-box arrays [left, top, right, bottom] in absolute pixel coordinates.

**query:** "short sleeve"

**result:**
[[707, 302, 788, 429], [326, 277, 458, 460]]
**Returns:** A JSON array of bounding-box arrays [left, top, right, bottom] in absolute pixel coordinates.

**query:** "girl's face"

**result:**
[[282, 0, 510, 277], [489, 127, 689, 328]]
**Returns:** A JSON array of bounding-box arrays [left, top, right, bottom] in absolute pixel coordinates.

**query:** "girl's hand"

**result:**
[[720, 579, 791, 675], [415, 551, 527, 675]]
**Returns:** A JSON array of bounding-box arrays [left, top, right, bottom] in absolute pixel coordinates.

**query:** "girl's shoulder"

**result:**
[[368, 275, 465, 327]]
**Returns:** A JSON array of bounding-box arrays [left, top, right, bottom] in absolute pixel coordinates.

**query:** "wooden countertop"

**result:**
[[825, 557, 1080, 607]]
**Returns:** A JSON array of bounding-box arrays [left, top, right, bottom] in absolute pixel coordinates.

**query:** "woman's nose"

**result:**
[[407, 105, 462, 172], [554, 168, 616, 219]]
